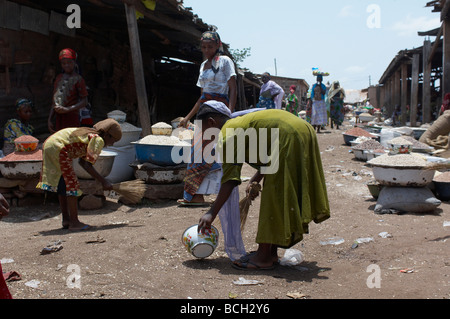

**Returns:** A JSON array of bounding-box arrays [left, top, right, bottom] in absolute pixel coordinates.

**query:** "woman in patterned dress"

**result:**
[[328, 81, 346, 130], [310, 75, 327, 133], [37, 119, 122, 231], [48, 48, 88, 133]]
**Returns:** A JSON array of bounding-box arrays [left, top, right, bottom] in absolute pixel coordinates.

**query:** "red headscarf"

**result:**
[[59, 48, 77, 61]]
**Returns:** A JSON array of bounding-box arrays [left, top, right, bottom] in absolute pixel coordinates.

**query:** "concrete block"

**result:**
[[79, 194, 105, 210]]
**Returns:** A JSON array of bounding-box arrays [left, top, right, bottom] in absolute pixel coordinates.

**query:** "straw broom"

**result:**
[[239, 182, 262, 232], [112, 180, 146, 205]]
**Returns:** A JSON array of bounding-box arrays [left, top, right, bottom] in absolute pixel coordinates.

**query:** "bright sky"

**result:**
[[182, 0, 441, 90]]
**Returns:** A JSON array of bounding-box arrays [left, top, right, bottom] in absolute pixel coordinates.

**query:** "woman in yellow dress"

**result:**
[[37, 119, 122, 231]]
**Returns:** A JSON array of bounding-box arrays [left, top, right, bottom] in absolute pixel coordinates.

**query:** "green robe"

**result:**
[[219, 109, 330, 248]]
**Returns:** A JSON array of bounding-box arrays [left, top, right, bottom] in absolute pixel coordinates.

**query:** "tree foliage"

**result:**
[[229, 47, 251, 66]]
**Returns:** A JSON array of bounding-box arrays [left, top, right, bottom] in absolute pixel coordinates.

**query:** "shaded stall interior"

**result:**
[[0, 0, 261, 148]]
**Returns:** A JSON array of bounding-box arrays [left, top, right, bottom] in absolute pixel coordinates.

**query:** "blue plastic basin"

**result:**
[[343, 134, 357, 146], [133, 143, 190, 167]]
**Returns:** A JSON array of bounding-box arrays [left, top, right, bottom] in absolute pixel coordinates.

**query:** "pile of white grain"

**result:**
[[353, 139, 385, 151], [400, 136, 433, 150], [367, 153, 428, 168], [434, 171, 450, 182], [387, 137, 413, 145], [137, 135, 191, 146]]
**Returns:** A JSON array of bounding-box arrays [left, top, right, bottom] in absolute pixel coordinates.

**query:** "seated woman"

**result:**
[[3, 98, 34, 155], [37, 119, 122, 231]]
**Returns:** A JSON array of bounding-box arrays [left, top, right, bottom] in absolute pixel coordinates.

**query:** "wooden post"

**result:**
[[410, 54, 420, 127], [236, 72, 246, 111], [401, 63, 408, 125], [443, 18, 450, 98], [394, 70, 402, 124], [390, 77, 395, 115], [423, 39, 432, 123], [381, 84, 386, 109], [124, 2, 152, 136], [385, 79, 391, 115]]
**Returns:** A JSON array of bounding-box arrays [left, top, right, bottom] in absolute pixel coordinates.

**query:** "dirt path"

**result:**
[[1, 122, 449, 300]]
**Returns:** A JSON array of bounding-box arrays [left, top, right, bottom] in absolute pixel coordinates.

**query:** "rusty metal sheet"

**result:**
[[20, 5, 49, 36], [49, 10, 76, 37], [0, 0, 21, 31]]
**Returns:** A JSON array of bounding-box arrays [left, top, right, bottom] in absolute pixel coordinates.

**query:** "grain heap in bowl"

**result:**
[[354, 136, 372, 143], [353, 139, 385, 151], [0, 149, 42, 162], [387, 137, 413, 155], [387, 137, 413, 146], [367, 153, 428, 168], [151, 122, 173, 136], [400, 136, 434, 152], [137, 135, 191, 146], [14, 135, 39, 152], [345, 127, 375, 138], [434, 172, 450, 182], [368, 153, 435, 187]]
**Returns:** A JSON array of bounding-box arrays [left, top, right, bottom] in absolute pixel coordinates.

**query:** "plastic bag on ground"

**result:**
[[279, 249, 304, 266]]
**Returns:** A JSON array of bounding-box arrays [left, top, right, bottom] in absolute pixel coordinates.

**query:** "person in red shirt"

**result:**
[[439, 93, 450, 117], [0, 194, 12, 299], [48, 48, 89, 133], [0, 262, 12, 299]]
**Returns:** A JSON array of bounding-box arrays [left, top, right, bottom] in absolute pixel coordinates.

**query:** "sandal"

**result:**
[[69, 224, 91, 232], [232, 260, 275, 271], [177, 199, 209, 207], [239, 251, 279, 265], [3, 271, 22, 282]]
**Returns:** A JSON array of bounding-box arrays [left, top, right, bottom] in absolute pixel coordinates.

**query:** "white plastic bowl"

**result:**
[[107, 110, 127, 123], [73, 150, 117, 180], [388, 143, 413, 155], [0, 160, 42, 179], [359, 115, 375, 122], [371, 165, 435, 187], [114, 128, 142, 147], [182, 225, 219, 259], [352, 148, 368, 161]]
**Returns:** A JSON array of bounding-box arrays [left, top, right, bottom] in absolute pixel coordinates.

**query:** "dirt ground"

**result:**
[[1, 121, 449, 301]]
